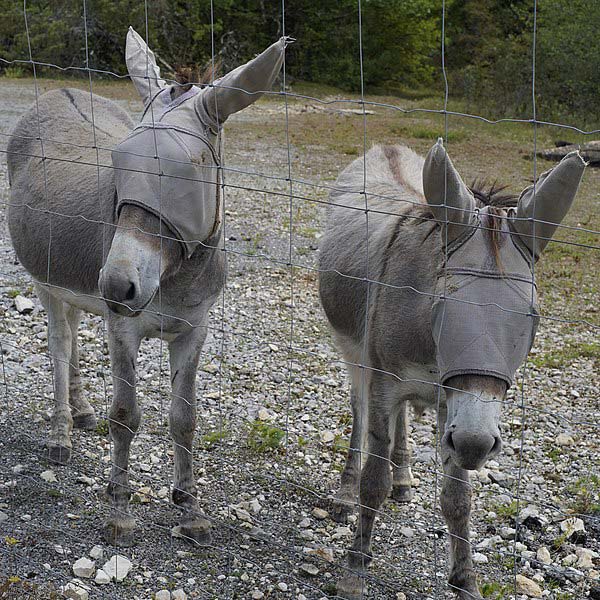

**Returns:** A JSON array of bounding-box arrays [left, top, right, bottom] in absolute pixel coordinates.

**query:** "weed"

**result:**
[[481, 581, 512, 598], [7, 290, 20, 299], [567, 475, 600, 515], [95, 419, 109, 436], [491, 500, 519, 519], [530, 341, 599, 370], [201, 427, 230, 449], [246, 421, 285, 453]]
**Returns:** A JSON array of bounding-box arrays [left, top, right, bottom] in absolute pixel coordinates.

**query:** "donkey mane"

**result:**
[[171, 62, 221, 98]]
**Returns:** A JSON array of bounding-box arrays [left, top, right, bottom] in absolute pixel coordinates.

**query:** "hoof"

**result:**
[[104, 516, 137, 547], [171, 517, 212, 546], [337, 575, 367, 600], [391, 484, 414, 503], [72, 413, 97, 430], [449, 568, 482, 599], [330, 492, 357, 524], [48, 444, 71, 465]]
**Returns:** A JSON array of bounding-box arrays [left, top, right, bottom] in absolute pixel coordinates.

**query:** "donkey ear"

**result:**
[[198, 37, 293, 126], [422, 138, 476, 244], [511, 151, 586, 259], [125, 26, 166, 106]]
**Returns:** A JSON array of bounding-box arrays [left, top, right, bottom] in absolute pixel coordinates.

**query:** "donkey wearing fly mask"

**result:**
[[319, 139, 585, 599], [7, 27, 290, 546]]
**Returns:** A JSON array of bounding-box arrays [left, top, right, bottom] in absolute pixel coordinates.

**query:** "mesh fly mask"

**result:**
[[431, 207, 539, 386], [112, 85, 221, 258]]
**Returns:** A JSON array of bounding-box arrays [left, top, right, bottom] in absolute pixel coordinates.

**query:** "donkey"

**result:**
[[7, 27, 289, 546], [318, 140, 585, 598]]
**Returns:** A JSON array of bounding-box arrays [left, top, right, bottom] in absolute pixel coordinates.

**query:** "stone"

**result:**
[[560, 517, 586, 541], [89, 545, 103, 560], [14, 295, 34, 314], [72, 557, 95, 578], [171, 590, 187, 600], [61, 581, 89, 600], [536, 546, 552, 565], [556, 433, 575, 446], [396, 594, 407, 600], [277, 582, 288, 592], [40, 470, 57, 483], [311, 507, 328, 520], [251, 592, 264, 599], [154, 591, 170, 600], [515, 574, 543, 597], [576, 547, 597, 569], [257, 408, 270, 421], [319, 430, 335, 443], [298, 518, 311, 528], [400, 526, 414, 538], [306, 547, 334, 563], [94, 569, 110, 585], [0, 511, 8, 523], [299, 563, 319, 576], [472, 552, 488, 564], [102, 554, 132, 582]]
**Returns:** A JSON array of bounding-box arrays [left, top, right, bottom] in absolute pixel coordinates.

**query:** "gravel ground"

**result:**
[[0, 81, 598, 600]]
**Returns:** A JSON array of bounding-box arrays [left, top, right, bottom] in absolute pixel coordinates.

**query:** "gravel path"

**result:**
[[0, 82, 598, 600]]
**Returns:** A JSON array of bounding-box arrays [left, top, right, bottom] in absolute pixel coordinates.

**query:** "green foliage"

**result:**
[[246, 421, 285, 453], [568, 475, 600, 515], [481, 581, 512, 599], [530, 341, 599, 370], [201, 427, 230, 449]]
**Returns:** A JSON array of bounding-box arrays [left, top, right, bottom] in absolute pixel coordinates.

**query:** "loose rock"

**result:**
[[14, 295, 34, 314], [516, 574, 543, 597], [299, 563, 319, 576], [102, 554, 132, 582], [72, 557, 95, 579], [94, 569, 110, 585]]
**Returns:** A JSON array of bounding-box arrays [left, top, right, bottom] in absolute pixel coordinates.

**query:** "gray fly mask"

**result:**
[[431, 207, 538, 386], [423, 138, 586, 388], [112, 85, 221, 258]]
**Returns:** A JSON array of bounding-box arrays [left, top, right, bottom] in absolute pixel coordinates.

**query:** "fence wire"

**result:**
[[0, 1, 598, 600]]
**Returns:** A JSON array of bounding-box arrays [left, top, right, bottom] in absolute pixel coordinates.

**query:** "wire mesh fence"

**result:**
[[0, 1, 598, 599]]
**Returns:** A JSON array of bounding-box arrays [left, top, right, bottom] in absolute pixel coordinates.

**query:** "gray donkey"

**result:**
[[7, 27, 289, 546], [319, 140, 585, 598]]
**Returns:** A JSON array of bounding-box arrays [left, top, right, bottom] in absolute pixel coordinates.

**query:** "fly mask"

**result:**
[[112, 85, 221, 258], [431, 207, 539, 386]]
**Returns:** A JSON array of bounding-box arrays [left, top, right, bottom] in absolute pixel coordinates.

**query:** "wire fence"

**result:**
[[0, 1, 598, 599]]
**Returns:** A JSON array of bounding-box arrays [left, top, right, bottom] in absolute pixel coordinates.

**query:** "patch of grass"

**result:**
[[491, 500, 519, 519], [390, 124, 467, 143], [95, 419, 109, 436], [530, 341, 599, 370], [481, 581, 512, 598], [553, 531, 569, 550], [246, 421, 285, 453], [201, 427, 230, 449], [7, 289, 20, 299], [567, 475, 600, 515], [545, 446, 562, 464], [3, 66, 27, 78]]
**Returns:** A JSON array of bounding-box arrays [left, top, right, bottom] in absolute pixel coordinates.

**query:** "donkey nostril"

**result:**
[[491, 435, 502, 455], [125, 281, 136, 301]]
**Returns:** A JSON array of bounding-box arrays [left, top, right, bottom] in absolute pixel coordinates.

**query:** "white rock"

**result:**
[[94, 569, 110, 585], [0, 511, 8, 523], [154, 591, 171, 600], [14, 295, 34, 314], [257, 408, 271, 421], [298, 518, 311, 528], [396, 594, 407, 600], [232, 505, 252, 522], [277, 582, 288, 592], [576, 547, 597, 569], [40, 470, 57, 483], [400, 526, 414, 538], [102, 554, 132, 582], [560, 517, 585, 539], [311, 507, 328, 520], [247, 499, 262, 514], [472, 552, 488, 564], [299, 563, 319, 576], [171, 590, 187, 600], [251, 592, 264, 600], [89, 545, 103, 560], [556, 433, 575, 446], [515, 574, 543, 597], [72, 557, 95, 578], [319, 430, 335, 443], [536, 546, 551, 565], [61, 581, 89, 599]]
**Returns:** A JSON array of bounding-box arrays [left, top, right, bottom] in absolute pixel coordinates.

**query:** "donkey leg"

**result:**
[[37, 286, 74, 464], [338, 372, 394, 600], [439, 407, 481, 600], [104, 319, 142, 547], [332, 365, 369, 523], [168, 327, 211, 546], [66, 307, 97, 430], [391, 398, 414, 502]]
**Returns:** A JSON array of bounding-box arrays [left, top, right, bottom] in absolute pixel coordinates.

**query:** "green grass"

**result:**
[[246, 421, 285, 453], [201, 427, 230, 449], [530, 341, 599, 370], [95, 419, 109, 436], [568, 475, 600, 515], [491, 500, 519, 520], [481, 582, 512, 599]]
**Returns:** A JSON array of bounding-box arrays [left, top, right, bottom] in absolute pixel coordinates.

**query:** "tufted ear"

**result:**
[[511, 151, 586, 259], [198, 37, 293, 126], [422, 138, 476, 244], [125, 26, 166, 106]]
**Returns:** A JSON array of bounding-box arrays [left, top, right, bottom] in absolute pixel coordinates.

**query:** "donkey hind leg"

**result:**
[[331, 364, 369, 524], [35, 285, 74, 464], [391, 397, 415, 502], [104, 317, 142, 547], [169, 327, 211, 546], [439, 408, 482, 599], [338, 372, 396, 600], [67, 307, 97, 430]]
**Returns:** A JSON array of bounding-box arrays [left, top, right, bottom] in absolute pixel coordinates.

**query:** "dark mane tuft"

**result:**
[[172, 61, 221, 97], [469, 179, 518, 209]]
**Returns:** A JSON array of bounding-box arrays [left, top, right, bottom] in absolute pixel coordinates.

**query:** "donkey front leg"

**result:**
[[104, 319, 142, 546], [169, 327, 211, 545], [67, 307, 97, 430], [332, 365, 369, 523], [337, 372, 395, 600], [37, 286, 74, 464], [391, 397, 414, 502], [439, 405, 481, 599]]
